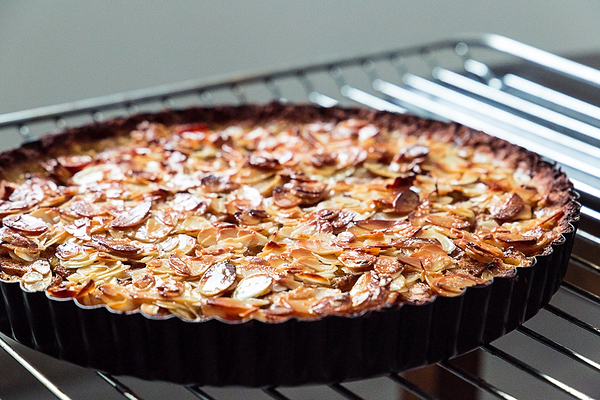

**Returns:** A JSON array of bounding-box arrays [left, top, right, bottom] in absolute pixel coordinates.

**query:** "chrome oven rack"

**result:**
[[1, 33, 600, 399]]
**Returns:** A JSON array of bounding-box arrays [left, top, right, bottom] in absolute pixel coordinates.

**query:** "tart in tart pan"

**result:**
[[0, 103, 579, 385]]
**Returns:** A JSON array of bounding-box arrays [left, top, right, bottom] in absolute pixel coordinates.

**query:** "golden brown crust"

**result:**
[[0, 103, 578, 322]]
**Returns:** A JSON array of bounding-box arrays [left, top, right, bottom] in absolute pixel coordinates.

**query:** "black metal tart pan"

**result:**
[[0, 103, 580, 386]]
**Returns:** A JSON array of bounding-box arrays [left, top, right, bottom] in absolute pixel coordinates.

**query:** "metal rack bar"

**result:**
[[388, 373, 440, 400], [186, 386, 217, 400], [516, 326, 600, 374], [482, 344, 593, 400], [433, 67, 600, 142], [97, 372, 143, 400], [563, 280, 600, 305], [544, 304, 600, 338], [328, 383, 366, 400], [262, 387, 292, 400], [438, 360, 517, 400], [502, 74, 600, 120], [0, 335, 72, 400]]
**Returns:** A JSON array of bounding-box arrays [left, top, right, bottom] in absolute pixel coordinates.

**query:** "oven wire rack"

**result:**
[[1, 33, 600, 399]]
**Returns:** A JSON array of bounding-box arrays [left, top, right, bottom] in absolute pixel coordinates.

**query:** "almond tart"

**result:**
[[0, 103, 579, 385]]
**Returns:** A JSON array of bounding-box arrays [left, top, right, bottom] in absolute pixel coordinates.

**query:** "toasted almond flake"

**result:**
[[393, 190, 419, 214], [133, 217, 174, 242], [426, 212, 471, 230], [157, 279, 184, 298], [198, 260, 236, 296], [168, 256, 192, 276], [171, 193, 205, 212], [356, 219, 406, 232], [339, 249, 377, 273], [0, 227, 39, 253], [418, 228, 456, 253], [489, 193, 525, 221], [272, 186, 301, 208], [140, 303, 160, 315], [22, 270, 52, 292], [202, 297, 264, 319], [57, 155, 93, 172], [110, 200, 152, 229], [374, 256, 403, 275], [31, 260, 51, 275], [91, 235, 141, 257], [233, 274, 273, 299], [3, 214, 48, 235], [296, 272, 330, 286], [430, 274, 484, 297], [295, 240, 341, 255], [133, 274, 156, 290]]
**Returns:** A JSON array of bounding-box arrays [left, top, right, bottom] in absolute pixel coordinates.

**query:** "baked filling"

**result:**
[[0, 106, 575, 321]]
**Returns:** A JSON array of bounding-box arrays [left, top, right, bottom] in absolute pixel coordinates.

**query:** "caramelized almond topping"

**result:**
[[0, 256, 31, 277], [133, 274, 156, 290], [201, 175, 239, 193], [248, 154, 280, 170], [157, 280, 184, 298], [0, 109, 573, 321]]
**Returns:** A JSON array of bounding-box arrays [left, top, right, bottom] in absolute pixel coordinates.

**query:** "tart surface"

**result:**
[[0, 104, 578, 322]]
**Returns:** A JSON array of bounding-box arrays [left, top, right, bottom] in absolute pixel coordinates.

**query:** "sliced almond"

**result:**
[[272, 185, 302, 208], [57, 155, 93, 172], [247, 154, 280, 170], [168, 255, 192, 276], [295, 272, 329, 286], [374, 257, 403, 275], [200, 174, 239, 193], [430, 274, 484, 297], [198, 260, 236, 296], [393, 189, 420, 214], [295, 240, 341, 255], [133, 274, 156, 290], [489, 193, 525, 221], [31, 259, 51, 275], [90, 235, 141, 257], [233, 274, 273, 299], [287, 180, 327, 204], [110, 200, 152, 229], [69, 200, 106, 218], [3, 214, 48, 235], [0, 227, 39, 253], [426, 212, 471, 230], [157, 279, 184, 298], [171, 193, 205, 212], [339, 249, 377, 273]]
